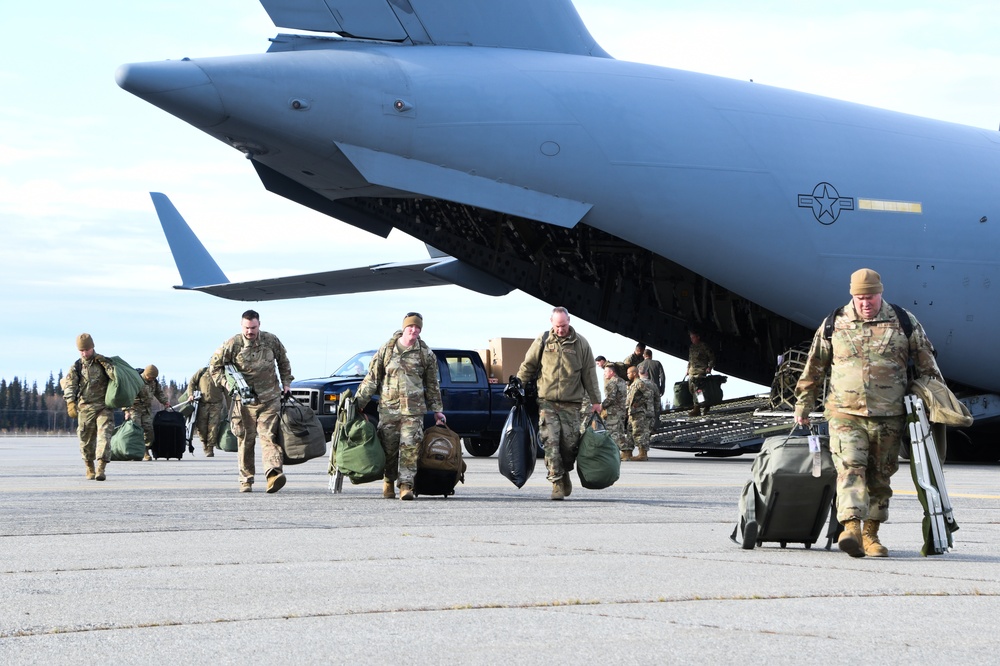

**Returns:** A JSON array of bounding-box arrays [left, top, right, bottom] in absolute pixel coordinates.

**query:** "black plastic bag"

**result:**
[[498, 381, 539, 488]]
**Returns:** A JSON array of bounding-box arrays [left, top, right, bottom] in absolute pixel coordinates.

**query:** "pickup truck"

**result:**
[[290, 348, 517, 457]]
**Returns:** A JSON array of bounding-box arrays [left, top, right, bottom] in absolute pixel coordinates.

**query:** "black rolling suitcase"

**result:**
[[151, 410, 187, 460], [732, 426, 835, 549]]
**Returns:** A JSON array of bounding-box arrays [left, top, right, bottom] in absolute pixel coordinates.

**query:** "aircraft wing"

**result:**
[[259, 0, 609, 56], [149, 192, 513, 301]]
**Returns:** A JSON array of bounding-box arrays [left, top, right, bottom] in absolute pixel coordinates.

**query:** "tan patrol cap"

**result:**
[[76, 333, 94, 350], [142, 364, 159, 381], [850, 268, 883, 295]]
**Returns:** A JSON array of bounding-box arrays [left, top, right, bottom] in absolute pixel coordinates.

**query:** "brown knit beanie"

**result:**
[[850, 268, 883, 295], [402, 312, 423, 329]]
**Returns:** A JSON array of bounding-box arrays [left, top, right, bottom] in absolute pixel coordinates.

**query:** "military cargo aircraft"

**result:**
[[117, 0, 1000, 448]]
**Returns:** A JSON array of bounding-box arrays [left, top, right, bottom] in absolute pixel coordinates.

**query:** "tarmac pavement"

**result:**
[[2, 436, 999, 665]]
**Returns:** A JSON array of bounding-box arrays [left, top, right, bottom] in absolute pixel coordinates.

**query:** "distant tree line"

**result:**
[[0, 372, 185, 435]]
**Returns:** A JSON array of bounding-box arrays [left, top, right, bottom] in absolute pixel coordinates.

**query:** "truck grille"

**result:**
[[291, 388, 319, 412]]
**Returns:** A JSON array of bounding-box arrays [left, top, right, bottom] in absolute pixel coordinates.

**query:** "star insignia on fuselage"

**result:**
[[798, 182, 855, 225]]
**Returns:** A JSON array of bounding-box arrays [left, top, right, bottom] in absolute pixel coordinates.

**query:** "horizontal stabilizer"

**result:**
[[149, 193, 516, 301], [190, 261, 453, 301], [150, 192, 229, 288], [259, 0, 609, 56], [336, 142, 592, 229]]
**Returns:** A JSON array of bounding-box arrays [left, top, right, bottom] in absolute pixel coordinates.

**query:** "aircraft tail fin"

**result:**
[[149, 192, 230, 289], [260, 0, 609, 57]]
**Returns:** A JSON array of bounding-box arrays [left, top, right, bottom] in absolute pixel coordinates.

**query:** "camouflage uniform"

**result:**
[[210, 331, 293, 488], [517, 327, 601, 483], [601, 373, 631, 453], [688, 340, 716, 407], [190, 366, 228, 453], [627, 377, 656, 453], [64, 356, 115, 463], [355, 331, 443, 487], [128, 377, 170, 451], [795, 301, 942, 523]]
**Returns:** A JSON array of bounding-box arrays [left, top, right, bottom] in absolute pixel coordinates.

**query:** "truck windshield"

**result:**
[[331, 352, 373, 378]]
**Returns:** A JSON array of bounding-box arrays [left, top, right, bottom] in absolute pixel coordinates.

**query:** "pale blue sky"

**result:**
[[2, 1, 997, 395]]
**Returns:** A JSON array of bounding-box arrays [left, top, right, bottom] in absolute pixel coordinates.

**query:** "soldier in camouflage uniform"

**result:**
[[687, 330, 716, 416], [188, 365, 228, 457], [64, 333, 116, 481], [601, 364, 632, 460], [355, 312, 445, 501], [518, 307, 601, 500], [626, 365, 656, 461], [126, 364, 171, 461], [210, 310, 294, 494], [795, 269, 943, 558]]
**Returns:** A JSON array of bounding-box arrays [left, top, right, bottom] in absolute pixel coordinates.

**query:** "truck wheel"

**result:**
[[463, 437, 500, 457]]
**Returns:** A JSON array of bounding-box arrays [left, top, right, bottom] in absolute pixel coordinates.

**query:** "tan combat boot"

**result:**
[[266, 471, 287, 494], [95, 461, 107, 481], [383, 479, 396, 499], [142, 448, 152, 461], [204, 448, 215, 458], [85, 461, 96, 480], [620, 449, 633, 461], [837, 518, 865, 558], [561, 474, 572, 497], [863, 520, 889, 557], [399, 484, 415, 501], [239, 482, 252, 493], [633, 449, 648, 461], [550, 481, 565, 501]]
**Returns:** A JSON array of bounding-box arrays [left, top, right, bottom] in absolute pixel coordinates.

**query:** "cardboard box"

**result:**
[[476, 348, 490, 371], [488, 337, 534, 382]]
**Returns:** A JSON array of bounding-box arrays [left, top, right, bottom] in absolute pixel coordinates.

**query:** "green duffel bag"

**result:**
[[175, 389, 196, 419], [674, 379, 693, 409], [104, 356, 145, 409], [110, 420, 146, 461], [334, 418, 385, 484], [576, 414, 621, 490], [216, 420, 238, 452]]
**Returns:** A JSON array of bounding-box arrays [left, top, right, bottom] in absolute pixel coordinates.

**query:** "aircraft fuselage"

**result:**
[[118, 35, 1000, 390]]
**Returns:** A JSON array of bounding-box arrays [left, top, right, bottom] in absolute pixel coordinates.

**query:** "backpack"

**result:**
[[414, 424, 466, 497]]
